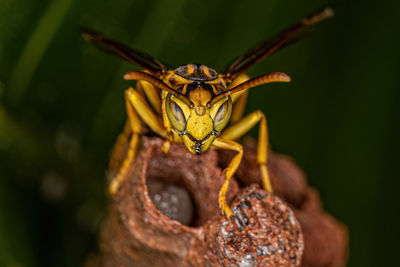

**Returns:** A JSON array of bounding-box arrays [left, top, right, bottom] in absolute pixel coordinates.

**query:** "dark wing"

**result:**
[[222, 6, 334, 80], [82, 28, 168, 76]]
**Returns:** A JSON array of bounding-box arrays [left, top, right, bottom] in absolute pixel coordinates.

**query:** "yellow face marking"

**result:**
[[186, 113, 214, 141], [194, 106, 206, 116], [188, 87, 212, 107]]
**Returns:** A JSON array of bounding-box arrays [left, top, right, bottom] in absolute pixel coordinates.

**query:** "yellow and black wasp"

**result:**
[[83, 7, 333, 219]]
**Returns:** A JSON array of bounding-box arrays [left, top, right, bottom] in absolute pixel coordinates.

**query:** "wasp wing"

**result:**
[[222, 6, 334, 80], [82, 28, 168, 76]]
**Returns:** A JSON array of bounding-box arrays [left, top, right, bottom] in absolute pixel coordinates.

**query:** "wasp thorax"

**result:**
[[175, 64, 218, 82]]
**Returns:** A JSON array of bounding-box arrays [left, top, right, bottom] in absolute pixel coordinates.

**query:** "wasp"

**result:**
[[83, 7, 333, 219]]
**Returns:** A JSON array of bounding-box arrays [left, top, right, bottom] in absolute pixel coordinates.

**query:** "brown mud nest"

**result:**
[[87, 137, 348, 267]]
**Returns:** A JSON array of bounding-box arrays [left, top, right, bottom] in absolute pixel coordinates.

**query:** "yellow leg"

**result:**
[[126, 87, 166, 137], [228, 73, 250, 124], [212, 138, 243, 219], [229, 73, 250, 103], [137, 80, 162, 114], [109, 87, 167, 195], [109, 92, 142, 195], [109, 120, 132, 173], [220, 110, 273, 193], [230, 89, 248, 124]]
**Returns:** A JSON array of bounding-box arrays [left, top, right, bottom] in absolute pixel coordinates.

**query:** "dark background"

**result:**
[[0, 0, 399, 266]]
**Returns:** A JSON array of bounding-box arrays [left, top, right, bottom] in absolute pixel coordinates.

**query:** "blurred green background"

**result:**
[[0, 0, 399, 266]]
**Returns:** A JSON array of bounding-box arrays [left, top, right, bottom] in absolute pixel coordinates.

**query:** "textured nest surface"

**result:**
[[86, 137, 348, 267]]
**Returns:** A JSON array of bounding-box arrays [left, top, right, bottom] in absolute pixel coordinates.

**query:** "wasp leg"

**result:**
[[212, 138, 243, 219], [229, 74, 250, 123], [137, 80, 162, 114], [126, 87, 166, 136], [220, 110, 272, 193], [109, 87, 167, 195], [109, 92, 142, 195], [109, 120, 132, 173], [231, 90, 249, 124]]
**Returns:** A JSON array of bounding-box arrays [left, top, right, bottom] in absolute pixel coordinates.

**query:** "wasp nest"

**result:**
[[86, 137, 347, 267]]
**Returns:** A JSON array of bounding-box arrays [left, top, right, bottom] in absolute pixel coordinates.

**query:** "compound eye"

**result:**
[[213, 98, 232, 132], [166, 95, 187, 132]]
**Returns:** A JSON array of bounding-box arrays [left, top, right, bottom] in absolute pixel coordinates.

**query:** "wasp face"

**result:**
[[165, 84, 232, 154]]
